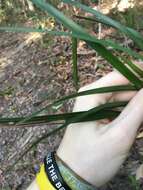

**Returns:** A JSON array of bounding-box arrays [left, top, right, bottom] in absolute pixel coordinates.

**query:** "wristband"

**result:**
[[44, 152, 72, 190], [36, 164, 56, 190], [56, 155, 96, 190]]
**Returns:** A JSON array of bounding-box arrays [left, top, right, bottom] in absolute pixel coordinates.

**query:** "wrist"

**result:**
[[55, 153, 96, 190], [57, 148, 99, 189]]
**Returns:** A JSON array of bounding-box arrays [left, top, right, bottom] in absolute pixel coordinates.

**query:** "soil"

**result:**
[[0, 22, 143, 190]]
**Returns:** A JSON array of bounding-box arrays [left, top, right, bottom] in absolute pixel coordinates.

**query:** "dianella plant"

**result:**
[[0, 0, 143, 148]]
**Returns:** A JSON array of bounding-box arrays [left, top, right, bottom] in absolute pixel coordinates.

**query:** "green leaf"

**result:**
[[0, 26, 70, 36], [6, 101, 125, 170], [87, 41, 143, 88], [36, 84, 137, 106], [101, 39, 143, 61], [72, 37, 79, 90], [0, 109, 120, 125], [66, 101, 127, 126], [31, 0, 86, 34], [125, 60, 143, 78], [63, 0, 143, 50], [17, 85, 136, 125], [1, 26, 143, 61], [25, 102, 127, 149], [0, 101, 126, 126], [31, 0, 143, 88], [25, 102, 124, 151], [6, 0, 141, 126]]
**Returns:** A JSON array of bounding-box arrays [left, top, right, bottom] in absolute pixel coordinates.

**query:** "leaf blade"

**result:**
[[0, 109, 120, 125], [16, 85, 136, 125], [31, 0, 143, 88], [1, 26, 143, 61], [72, 37, 79, 90], [63, 0, 143, 49]]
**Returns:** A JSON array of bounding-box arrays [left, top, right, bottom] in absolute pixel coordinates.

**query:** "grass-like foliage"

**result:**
[[0, 0, 143, 142]]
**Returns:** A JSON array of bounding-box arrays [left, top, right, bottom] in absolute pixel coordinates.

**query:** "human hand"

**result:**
[[57, 71, 143, 187]]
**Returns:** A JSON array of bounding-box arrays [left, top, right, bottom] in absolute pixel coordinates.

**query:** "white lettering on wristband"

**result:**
[[45, 153, 66, 190]]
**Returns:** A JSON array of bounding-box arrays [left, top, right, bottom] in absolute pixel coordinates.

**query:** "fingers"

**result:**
[[74, 71, 130, 112], [110, 88, 143, 139], [104, 61, 143, 103], [110, 91, 137, 102], [80, 71, 129, 91]]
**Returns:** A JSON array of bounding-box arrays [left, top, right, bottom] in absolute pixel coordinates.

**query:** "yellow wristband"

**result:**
[[36, 164, 56, 190]]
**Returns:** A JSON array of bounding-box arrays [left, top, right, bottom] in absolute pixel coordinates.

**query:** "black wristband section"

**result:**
[[44, 152, 72, 190]]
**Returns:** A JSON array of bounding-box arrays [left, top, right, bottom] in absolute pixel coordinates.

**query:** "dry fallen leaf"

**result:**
[[137, 132, 143, 139]]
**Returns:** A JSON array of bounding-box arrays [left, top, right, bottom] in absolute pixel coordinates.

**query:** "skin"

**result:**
[[27, 70, 143, 189]]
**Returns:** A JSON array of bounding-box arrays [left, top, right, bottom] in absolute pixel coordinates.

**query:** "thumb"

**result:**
[[110, 88, 143, 140]]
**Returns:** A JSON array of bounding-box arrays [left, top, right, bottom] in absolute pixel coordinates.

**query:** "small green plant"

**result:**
[[0, 0, 143, 167], [128, 176, 141, 190]]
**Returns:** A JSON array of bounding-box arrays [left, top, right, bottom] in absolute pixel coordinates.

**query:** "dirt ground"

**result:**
[[0, 24, 143, 189]]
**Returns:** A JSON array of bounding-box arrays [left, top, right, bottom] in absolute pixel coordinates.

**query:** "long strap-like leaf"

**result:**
[[1, 26, 143, 61], [63, 0, 143, 50], [0, 101, 126, 126], [31, 0, 143, 89], [0, 109, 120, 126], [88, 41, 143, 88], [35, 84, 137, 106], [16, 85, 135, 125], [72, 37, 78, 89]]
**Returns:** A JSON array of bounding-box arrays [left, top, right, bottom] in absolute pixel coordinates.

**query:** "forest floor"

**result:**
[[0, 20, 143, 189]]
